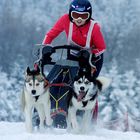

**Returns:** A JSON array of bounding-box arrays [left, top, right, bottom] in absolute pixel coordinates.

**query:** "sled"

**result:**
[[33, 44, 98, 128]]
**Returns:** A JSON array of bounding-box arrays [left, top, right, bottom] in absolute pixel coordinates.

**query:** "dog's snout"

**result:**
[[32, 90, 36, 95], [80, 86, 85, 91]]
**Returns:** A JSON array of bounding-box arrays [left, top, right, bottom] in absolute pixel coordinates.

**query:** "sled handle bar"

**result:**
[[35, 44, 98, 68], [53, 45, 81, 51], [34, 44, 81, 64], [36, 44, 82, 52]]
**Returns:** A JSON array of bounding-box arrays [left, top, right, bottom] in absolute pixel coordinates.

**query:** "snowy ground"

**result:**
[[0, 122, 140, 140]]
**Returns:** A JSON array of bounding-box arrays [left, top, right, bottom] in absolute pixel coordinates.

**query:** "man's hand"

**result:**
[[77, 50, 90, 61], [42, 45, 55, 55], [41, 45, 55, 65]]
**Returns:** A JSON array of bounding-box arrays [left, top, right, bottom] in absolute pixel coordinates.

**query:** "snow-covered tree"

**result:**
[[0, 66, 24, 122], [99, 62, 140, 131]]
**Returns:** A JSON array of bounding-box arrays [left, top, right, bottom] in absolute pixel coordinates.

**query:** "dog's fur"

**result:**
[[21, 66, 52, 132], [67, 70, 111, 132]]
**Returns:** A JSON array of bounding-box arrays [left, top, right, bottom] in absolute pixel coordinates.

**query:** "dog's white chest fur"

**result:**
[[24, 89, 49, 106], [72, 97, 97, 110]]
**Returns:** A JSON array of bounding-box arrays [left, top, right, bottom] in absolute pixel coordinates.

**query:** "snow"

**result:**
[[0, 122, 140, 140], [0, 1, 140, 139]]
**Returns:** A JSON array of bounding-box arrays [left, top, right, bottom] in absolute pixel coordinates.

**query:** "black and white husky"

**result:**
[[21, 66, 52, 133], [67, 70, 111, 132]]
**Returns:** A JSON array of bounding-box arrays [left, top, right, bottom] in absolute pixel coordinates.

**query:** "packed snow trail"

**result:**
[[0, 122, 140, 140]]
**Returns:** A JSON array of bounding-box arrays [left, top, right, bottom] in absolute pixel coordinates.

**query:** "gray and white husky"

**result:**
[[67, 71, 111, 132], [21, 66, 52, 133]]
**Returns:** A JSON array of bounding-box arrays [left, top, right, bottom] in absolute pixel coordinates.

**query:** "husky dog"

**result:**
[[21, 66, 52, 133], [67, 70, 111, 132]]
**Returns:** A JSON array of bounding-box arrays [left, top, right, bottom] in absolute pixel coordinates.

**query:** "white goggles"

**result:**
[[71, 11, 90, 20]]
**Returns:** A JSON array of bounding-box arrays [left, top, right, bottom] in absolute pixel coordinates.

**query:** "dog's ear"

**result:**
[[36, 65, 40, 73], [96, 76, 111, 91], [26, 67, 31, 75], [74, 75, 80, 81]]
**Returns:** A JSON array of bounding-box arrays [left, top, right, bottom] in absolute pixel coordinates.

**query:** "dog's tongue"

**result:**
[[77, 91, 86, 102]]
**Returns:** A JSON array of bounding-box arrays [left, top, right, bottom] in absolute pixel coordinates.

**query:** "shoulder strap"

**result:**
[[85, 20, 96, 48], [68, 22, 73, 45], [68, 20, 97, 48]]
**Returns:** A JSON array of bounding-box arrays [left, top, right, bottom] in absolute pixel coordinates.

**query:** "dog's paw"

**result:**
[[25, 122, 33, 133], [71, 128, 81, 134], [71, 122, 79, 133], [26, 127, 33, 133], [39, 126, 46, 133], [46, 118, 53, 126]]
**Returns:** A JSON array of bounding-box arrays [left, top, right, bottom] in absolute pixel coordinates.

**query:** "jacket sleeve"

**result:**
[[91, 23, 106, 56], [42, 15, 66, 44]]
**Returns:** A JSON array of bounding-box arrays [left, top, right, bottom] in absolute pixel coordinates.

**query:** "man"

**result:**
[[42, 0, 106, 77]]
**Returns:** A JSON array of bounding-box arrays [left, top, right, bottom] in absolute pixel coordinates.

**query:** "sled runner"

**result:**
[[33, 44, 99, 128]]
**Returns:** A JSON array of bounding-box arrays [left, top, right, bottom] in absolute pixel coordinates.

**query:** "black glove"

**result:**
[[77, 50, 90, 61], [77, 50, 90, 70], [41, 45, 55, 65], [42, 45, 55, 56]]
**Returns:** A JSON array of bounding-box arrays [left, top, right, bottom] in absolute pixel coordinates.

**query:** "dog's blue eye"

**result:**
[[77, 80, 82, 84], [29, 83, 32, 86], [85, 81, 90, 84], [36, 83, 40, 86]]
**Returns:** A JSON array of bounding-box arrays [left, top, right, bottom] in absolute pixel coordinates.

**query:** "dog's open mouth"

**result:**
[[77, 90, 87, 102]]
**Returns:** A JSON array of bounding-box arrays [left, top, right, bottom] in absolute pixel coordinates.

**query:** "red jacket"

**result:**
[[43, 14, 106, 56]]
